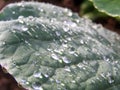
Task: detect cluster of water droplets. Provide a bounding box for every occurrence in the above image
[0,1,120,90]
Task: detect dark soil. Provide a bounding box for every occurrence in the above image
[0,65,26,90]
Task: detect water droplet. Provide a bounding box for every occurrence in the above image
[20,79,29,85]
[55,31,61,36]
[69,47,75,54]
[103,56,110,62]
[35,52,40,56]
[61,83,65,86]
[56,79,61,84]
[75,19,80,23]
[108,78,114,84]
[100,73,106,79]
[51,54,59,60]
[67,11,72,17]
[64,66,71,72]
[28,16,34,21]
[62,43,68,48]
[24,40,31,46]
[44,74,49,78]
[106,72,114,84]
[12,11,15,14]
[91,80,95,84]
[80,40,84,44]
[21,26,28,31]
[71,80,76,83]
[92,25,98,29]
[67,37,72,41]
[50,18,56,23]
[18,16,24,24]
[33,72,43,78]
[77,64,83,68]
[62,57,71,64]
[32,83,43,90]
[63,26,69,32]
[2,42,6,46]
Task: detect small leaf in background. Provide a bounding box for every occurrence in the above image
[80,0,107,20]
[90,0,120,17]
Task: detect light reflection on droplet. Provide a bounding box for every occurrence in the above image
[21,26,28,31]
[33,72,43,78]
[62,56,71,64]
[51,54,59,60]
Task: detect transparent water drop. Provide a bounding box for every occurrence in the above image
[64,66,71,72]
[100,73,106,79]
[62,56,71,64]
[92,25,98,29]
[75,19,80,23]
[62,43,68,48]
[55,31,61,36]
[71,23,77,27]
[108,78,114,84]
[80,40,84,44]
[69,47,75,54]
[35,52,40,56]
[50,18,56,23]
[18,16,24,24]
[44,74,49,78]
[63,26,69,32]
[35,35,39,38]
[67,37,72,41]
[12,11,15,14]
[54,49,63,55]
[51,54,59,60]
[56,79,61,84]
[106,72,114,84]
[82,60,88,65]
[33,72,43,78]
[11,30,16,33]
[67,11,72,17]
[53,11,57,14]
[61,83,65,86]
[21,26,28,31]
[24,40,31,46]
[71,80,76,83]
[103,56,110,62]
[91,80,95,84]
[2,41,6,46]
[32,84,43,90]
[20,79,29,85]
[28,16,34,21]
[77,64,83,68]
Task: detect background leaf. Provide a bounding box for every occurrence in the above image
[90,0,120,17]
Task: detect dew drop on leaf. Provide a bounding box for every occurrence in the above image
[32,83,43,90]
[51,54,59,60]
[21,26,28,31]
[64,66,71,72]
[62,56,71,64]
[33,72,42,78]
[67,11,72,17]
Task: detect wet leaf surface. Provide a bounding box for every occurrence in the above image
[0,2,120,90]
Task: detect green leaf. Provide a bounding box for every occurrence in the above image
[0,2,120,90]
[80,0,107,20]
[90,0,120,17]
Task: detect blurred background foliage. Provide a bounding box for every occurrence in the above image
[0,0,120,33]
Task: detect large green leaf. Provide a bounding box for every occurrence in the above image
[90,0,120,17]
[0,2,120,90]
